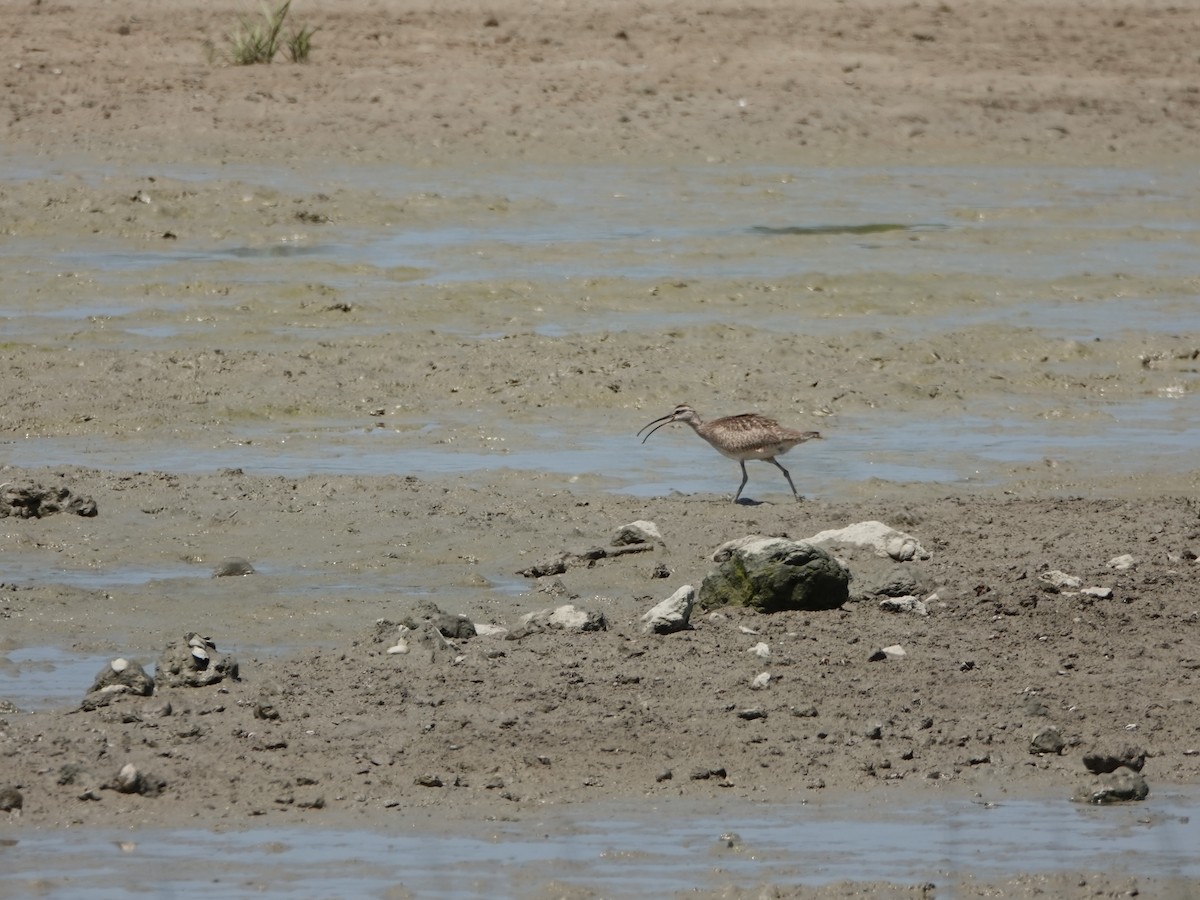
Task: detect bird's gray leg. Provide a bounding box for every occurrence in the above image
[768,457,800,501]
[734,460,749,502]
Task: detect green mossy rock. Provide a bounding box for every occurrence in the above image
[698,538,849,613]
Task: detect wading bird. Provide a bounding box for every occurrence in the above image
[638,404,821,502]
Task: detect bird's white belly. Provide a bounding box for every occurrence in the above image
[716,443,786,460]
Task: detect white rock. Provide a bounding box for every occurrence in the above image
[881,644,907,660]
[738,625,760,635]
[520,604,607,632]
[110,658,129,674]
[472,623,508,638]
[750,672,771,690]
[805,521,931,561]
[548,604,591,630]
[1081,586,1113,599]
[885,536,919,561]
[1039,570,1081,589]
[114,763,142,794]
[711,534,786,562]
[1107,554,1136,571]
[386,638,409,654]
[748,642,771,658]
[879,596,928,616]
[613,520,664,546]
[640,585,695,635]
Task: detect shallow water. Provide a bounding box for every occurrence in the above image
[5,395,1198,496]
[7,163,1199,286]
[3,162,1199,489]
[0,647,115,713]
[1,790,1196,898]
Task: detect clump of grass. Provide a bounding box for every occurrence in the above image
[285,20,317,63]
[226,1,316,65]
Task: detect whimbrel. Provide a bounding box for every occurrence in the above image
[638,404,821,502]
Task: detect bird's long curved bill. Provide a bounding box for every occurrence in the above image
[637,413,676,444]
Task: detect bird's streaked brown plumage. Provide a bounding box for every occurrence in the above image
[638,404,821,502]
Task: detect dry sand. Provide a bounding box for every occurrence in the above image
[2,1,1200,896]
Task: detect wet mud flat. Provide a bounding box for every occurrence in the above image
[3,159,1200,894]
[3,466,1200,898]
[2,790,1199,898]
[3,159,1200,896]
[4,0,1200,894]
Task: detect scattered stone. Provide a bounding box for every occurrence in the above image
[1107,554,1136,571]
[805,521,931,561]
[601,544,653,560]
[1083,745,1146,774]
[212,557,255,577]
[1074,770,1150,804]
[699,537,849,613]
[866,723,884,740]
[791,705,819,718]
[1080,586,1113,599]
[869,645,907,661]
[849,559,931,601]
[414,774,443,787]
[107,762,165,797]
[651,562,671,579]
[385,623,458,664]
[551,605,605,631]
[748,641,770,658]
[537,578,571,598]
[517,554,569,578]
[717,832,743,850]
[690,766,727,780]
[738,708,767,720]
[750,672,771,690]
[613,520,664,546]
[0,785,22,812]
[399,599,476,640]
[1030,726,1066,755]
[473,623,508,639]
[0,482,97,518]
[254,703,281,721]
[112,763,144,794]
[880,595,929,615]
[1039,570,1081,590]
[518,530,659,578]
[640,585,695,635]
[510,604,608,638]
[156,633,239,688]
[85,657,155,706]
[386,634,409,654]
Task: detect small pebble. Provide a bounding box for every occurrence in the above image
[0,786,23,812]
[212,557,256,577]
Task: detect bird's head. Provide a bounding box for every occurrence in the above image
[637,404,699,443]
